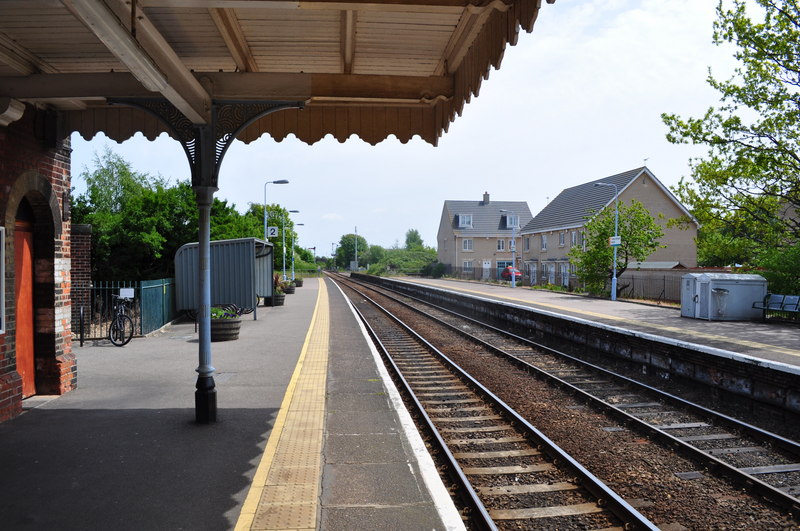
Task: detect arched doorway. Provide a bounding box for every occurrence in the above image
[14,199,35,397]
[4,170,72,399]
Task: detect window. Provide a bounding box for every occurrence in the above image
[571,231,577,247]
[463,260,473,272]
[458,214,473,228]
[559,232,565,246]
[524,237,530,252]
[505,215,519,229]
[497,239,505,251]
[541,234,548,251]
[509,239,516,251]
[581,231,586,251]
[463,238,473,251]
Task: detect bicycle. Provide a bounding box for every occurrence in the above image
[108,294,134,346]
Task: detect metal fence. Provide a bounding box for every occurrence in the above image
[439,265,684,303]
[617,273,682,303]
[73,279,176,340]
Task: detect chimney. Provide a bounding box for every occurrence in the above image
[482,191,490,205]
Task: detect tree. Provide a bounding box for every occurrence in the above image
[568,200,664,296]
[244,203,299,270]
[72,149,197,279]
[73,148,286,279]
[405,229,424,250]
[662,0,800,287]
[335,233,368,269]
[363,245,386,265]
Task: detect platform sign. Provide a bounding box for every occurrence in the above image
[267,226,279,238]
[609,236,622,247]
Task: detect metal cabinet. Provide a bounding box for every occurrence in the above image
[681,273,766,321]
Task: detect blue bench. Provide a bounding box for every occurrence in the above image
[753,294,800,320]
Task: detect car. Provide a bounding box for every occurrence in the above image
[500,266,522,281]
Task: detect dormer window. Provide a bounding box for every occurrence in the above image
[505,215,519,229]
[458,214,473,228]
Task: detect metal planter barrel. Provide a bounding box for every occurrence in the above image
[210,317,241,341]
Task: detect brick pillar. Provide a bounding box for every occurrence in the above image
[0,103,74,422]
[70,224,92,340]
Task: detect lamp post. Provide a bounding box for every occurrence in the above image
[500,209,517,288]
[291,223,304,280]
[283,209,299,280]
[263,179,289,240]
[594,182,619,301]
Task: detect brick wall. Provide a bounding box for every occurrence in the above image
[0,104,74,422]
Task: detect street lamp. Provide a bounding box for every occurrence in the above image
[594,182,620,301]
[283,209,299,280]
[291,223,304,280]
[500,209,518,288]
[263,179,289,240]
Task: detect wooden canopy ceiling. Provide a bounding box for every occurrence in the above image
[0,0,555,146]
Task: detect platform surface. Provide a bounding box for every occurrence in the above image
[0,277,460,531]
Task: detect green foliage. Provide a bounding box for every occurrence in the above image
[72,149,199,279]
[72,148,298,280]
[335,233,368,268]
[662,0,800,285]
[244,203,300,270]
[746,243,800,293]
[210,307,238,319]
[421,261,446,278]
[405,229,424,250]
[374,247,437,275]
[568,200,664,295]
[363,245,386,265]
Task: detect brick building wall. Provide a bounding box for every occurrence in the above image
[0,104,74,422]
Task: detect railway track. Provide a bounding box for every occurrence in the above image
[330,272,800,527]
[335,276,656,530]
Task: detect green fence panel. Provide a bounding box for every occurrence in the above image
[140,278,175,335]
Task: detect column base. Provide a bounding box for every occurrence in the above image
[195,375,217,424]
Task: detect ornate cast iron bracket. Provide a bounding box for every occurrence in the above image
[107,99,304,188]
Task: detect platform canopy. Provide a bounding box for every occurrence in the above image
[1,0,554,147]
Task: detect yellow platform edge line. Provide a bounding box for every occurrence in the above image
[234,278,326,531]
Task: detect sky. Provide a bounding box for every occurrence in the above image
[69,0,738,258]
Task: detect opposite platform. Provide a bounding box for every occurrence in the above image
[401,277,800,369]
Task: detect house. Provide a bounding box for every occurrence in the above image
[519,167,699,287]
[437,192,533,279]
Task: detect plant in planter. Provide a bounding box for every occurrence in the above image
[271,274,286,306]
[210,306,241,341]
[283,277,296,294]
[293,277,304,287]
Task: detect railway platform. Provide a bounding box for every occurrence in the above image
[401,277,800,369]
[0,277,462,531]
[4,273,799,530]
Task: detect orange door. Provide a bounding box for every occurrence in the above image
[14,221,35,398]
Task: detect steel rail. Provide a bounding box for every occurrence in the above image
[335,275,658,530]
[346,274,800,517]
